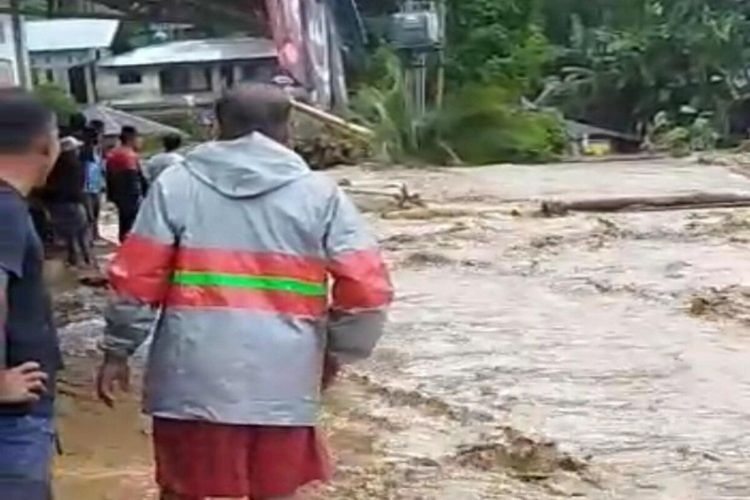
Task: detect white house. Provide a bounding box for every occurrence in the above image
[27,18,120,103]
[95,37,279,110]
[0,14,30,88]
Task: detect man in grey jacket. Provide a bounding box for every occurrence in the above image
[142,134,183,185]
[97,84,393,500]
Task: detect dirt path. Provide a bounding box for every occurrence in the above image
[54,158,750,499]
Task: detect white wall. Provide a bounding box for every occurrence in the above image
[96,66,163,104]
[0,14,28,87]
[96,64,220,107]
[30,49,96,89]
[95,61,280,108]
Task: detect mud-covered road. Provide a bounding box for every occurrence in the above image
[55,158,750,499]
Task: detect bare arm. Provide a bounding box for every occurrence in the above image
[98,177,181,406]
[0,270,48,403]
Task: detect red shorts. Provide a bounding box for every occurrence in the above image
[153,418,332,499]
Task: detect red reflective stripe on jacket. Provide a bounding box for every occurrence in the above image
[109,234,175,304]
[165,286,326,317]
[329,249,393,311]
[175,248,326,283]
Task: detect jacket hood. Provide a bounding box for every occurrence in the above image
[149,152,183,169]
[183,133,309,198]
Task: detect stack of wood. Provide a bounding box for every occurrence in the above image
[290,100,374,171]
[294,127,371,170]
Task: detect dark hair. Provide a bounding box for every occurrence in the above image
[68,112,87,132]
[0,91,55,154]
[120,125,138,145]
[45,148,84,201]
[80,126,99,163]
[89,119,105,134]
[163,134,182,152]
[215,84,291,141]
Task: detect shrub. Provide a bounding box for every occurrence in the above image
[33,84,78,124]
[426,85,566,164]
[350,49,567,165]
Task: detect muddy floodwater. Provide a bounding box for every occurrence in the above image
[56,158,750,499]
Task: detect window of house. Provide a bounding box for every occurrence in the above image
[159,66,212,94]
[46,69,55,83]
[32,68,40,86]
[240,60,278,83]
[118,70,143,85]
[241,64,258,81]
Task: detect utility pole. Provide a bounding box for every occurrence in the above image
[402,1,429,119]
[10,0,30,89]
[393,0,443,135]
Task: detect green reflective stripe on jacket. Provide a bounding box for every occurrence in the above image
[172,271,327,297]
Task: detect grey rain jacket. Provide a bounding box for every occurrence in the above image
[103,133,393,425]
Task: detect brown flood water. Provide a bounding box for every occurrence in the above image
[56,159,750,499]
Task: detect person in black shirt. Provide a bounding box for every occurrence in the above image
[42,136,91,267]
[0,91,62,500]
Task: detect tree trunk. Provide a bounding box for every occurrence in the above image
[541,193,750,216]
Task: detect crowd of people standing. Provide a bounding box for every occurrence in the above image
[30,114,185,263]
[1,84,392,500]
[0,97,188,499]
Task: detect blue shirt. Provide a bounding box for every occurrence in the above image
[0,183,60,417]
[84,153,105,194]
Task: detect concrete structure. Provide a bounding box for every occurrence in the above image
[95,37,279,110]
[0,13,30,87]
[565,120,643,156]
[83,104,187,150]
[27,19,120,104]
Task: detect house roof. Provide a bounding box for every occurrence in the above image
[26,19,120,52]
[82,104,188,138]
[98,37,277,68]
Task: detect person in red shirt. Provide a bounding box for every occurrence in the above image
[106,126,143,242]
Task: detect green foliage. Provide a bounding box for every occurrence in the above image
[539,0,750,137]
[349,49,418,161]
[354,0,750,163]
[648,109,719,156]
[350,49,566,165]
[33,84,78,124]
[445,0,552,94]
[425,86,566,164]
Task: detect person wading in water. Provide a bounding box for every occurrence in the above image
[96,84,393,500]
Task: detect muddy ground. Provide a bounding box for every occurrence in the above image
[54,157,750,499]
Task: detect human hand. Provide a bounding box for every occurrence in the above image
[96,354,131,408]
[0,362,48,404]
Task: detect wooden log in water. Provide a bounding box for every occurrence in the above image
[541,193,750,216]
[290,100,375,139]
